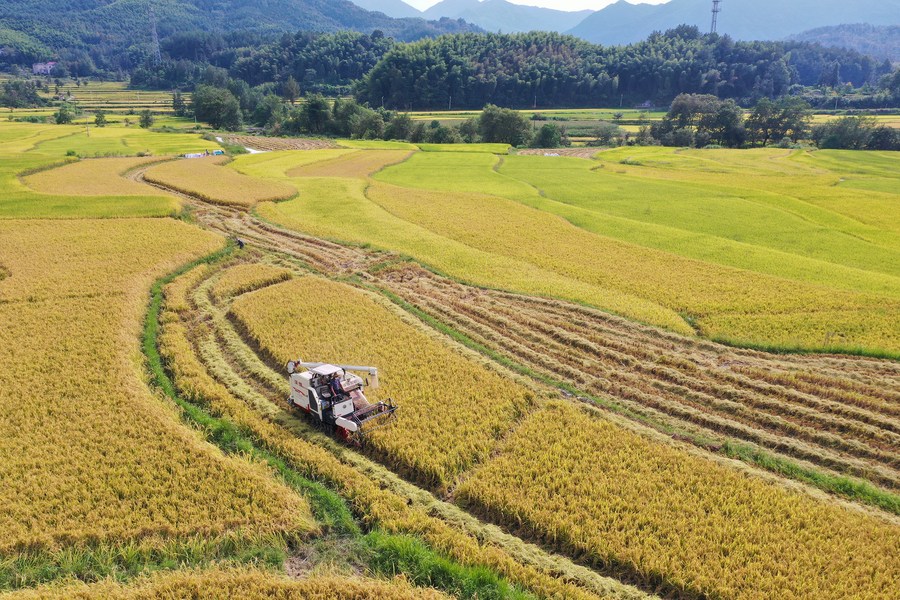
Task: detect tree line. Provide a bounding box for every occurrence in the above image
[646,94,898,150]
[123,28,898,110]
[355,27,894,110]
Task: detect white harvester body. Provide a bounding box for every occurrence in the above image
[287,360,396,443]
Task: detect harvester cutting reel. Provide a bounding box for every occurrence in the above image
[286,359,398,446]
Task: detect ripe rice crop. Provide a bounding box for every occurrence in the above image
[0,219,314,553]
[228,276,536,489]
[22,157,172,198]
[256,178,690,333]
[143,156,296,207]
[160,270,622,600]
[3,567,450,599]
[211,263,292,301]
[456,401,900,599]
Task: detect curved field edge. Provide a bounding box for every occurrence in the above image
[184,257,647,600]
[145,248,545,600]
[367,283,900,515]
[151,251,642,600]
[223,269,900,598]
[244,147,898,356]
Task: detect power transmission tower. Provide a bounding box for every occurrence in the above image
[149,2,162,64]
[710,0,722,34]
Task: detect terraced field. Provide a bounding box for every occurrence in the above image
[4,119,899,600]
[157,236,900,600]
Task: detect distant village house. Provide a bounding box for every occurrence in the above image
[32,62,57,75]
[634,100,655,110]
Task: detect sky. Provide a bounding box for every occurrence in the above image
[404,0,671,11]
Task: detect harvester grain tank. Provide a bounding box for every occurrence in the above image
[286,360,397,444]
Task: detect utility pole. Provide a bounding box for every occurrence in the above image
[710,0,722,35]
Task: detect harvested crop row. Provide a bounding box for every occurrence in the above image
[456,401,900,600]
[2,567,450,599]
[376,264,900,490]
[223,136,338,152]
[400,280,900,488]
[158,270,624,600]
[228,276,537,490]
[287,149,412,178]
[0,219,314,554]
[143,156,296,207]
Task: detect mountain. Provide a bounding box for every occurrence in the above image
[790,24,900,63]
[350,0,423,19]
[424,0,593,34]
[0,0,477,54]
[569,0,900,46]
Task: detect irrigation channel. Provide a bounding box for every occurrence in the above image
[135,160,900,591]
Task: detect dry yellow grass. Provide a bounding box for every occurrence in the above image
[22,157,173,199]
[0,219,315,552]
[0,568,450,599]
[457,401,900,599]
[229,276,536,489]
[143,156,296,207]
[211,263,292,301]
[287,149,412,178]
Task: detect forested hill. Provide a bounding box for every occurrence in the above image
[356,28,889,110]
[790,25,900,63]
[0,0,476,74]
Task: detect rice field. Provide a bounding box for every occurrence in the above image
[2,568,451,599]
[0,122,219,218]
[374,263,900,496]
[191,250,900,600]
[247,144,899,355]
[229,276,537,489]
[3,113,900,600]
[143,156,297,208]
[0,219,315,554]
[456,401,900,599]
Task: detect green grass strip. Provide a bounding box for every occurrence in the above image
[145,244,358,536]
[723,442,900,515]
[364,532,536,600]
[369,284,900,516]
[0,534,288,592]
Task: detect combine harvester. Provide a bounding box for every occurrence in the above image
[286,359,397,445]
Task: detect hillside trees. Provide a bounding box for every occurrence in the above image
[651,94,745,147]
[356,29,883,110]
